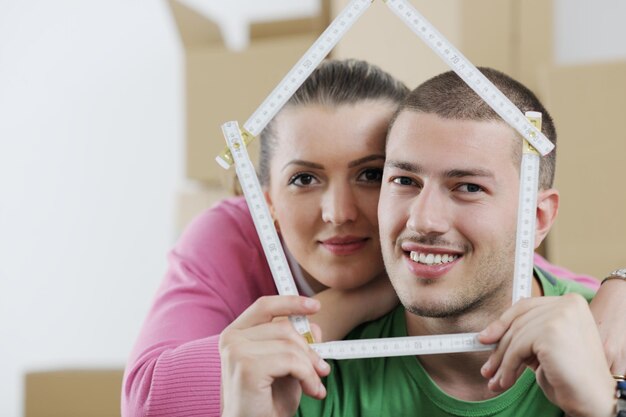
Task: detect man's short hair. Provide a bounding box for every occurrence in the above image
[389,67,556,189]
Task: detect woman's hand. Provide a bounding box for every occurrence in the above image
[589,278,626,377]
[310,274,398,341]
[220,296,330,417]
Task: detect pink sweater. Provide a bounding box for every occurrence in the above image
[122,196,599,417]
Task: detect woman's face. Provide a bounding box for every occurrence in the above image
[266,100,396,291]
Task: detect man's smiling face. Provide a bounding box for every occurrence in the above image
[379,111,522,319]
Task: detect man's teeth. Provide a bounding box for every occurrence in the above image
[409,251,458,266]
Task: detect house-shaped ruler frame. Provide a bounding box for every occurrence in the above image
[218,0,554,359]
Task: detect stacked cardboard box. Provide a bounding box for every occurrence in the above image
[24,369,124,417]
[541,62,626,278]
[330,0,552,93]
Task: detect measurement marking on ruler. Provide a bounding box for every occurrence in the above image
[222,121,313,342]
[512,112,542,302]
[312,333,495,360]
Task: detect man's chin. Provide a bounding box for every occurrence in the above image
[401,297,485,319]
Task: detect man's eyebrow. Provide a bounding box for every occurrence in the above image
[385,161,495,179]
[446,168,495,178]
[348,154,385,168]
[384,160,423,174]
[281,160,324,172]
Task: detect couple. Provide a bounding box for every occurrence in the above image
[123,60,626,417]
[219,67,621,417]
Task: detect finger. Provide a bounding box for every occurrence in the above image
[489,311,545,391]
[224,339,326,400]
[480,299,547,378]
[481,303,548,386]
[258,340,327,399]
[478,297,546,344]
[238,321,331,378]
[231,295,320,329]
[241,320,313,348]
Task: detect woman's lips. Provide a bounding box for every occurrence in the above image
[320,236,369,256]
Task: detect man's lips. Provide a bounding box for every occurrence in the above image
[319,236,369,255]
[400,243,464,279]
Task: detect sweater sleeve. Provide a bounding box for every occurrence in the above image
[122,197,277,417]
[533,253,600,291]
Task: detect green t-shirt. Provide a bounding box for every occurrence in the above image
[296,268,595,417]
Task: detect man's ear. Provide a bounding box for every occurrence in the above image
[534,188,559,249]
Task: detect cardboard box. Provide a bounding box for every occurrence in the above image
[330,0,552,92]
[24,369,124,417]
[169,0,325,185]
[540,61,626,278]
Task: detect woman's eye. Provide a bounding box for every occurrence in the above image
[392,177,415,186]
[288,173,318,187]
[358,168,383,183]
[457,183,483,193]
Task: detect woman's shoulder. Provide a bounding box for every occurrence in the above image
[191,196,252,231]
[176,196,258,252]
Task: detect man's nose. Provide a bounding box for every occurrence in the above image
[407,185,451,236]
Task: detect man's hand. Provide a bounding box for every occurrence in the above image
[479,294,616,417]
[220,296,330,417]
[590,279,626,377]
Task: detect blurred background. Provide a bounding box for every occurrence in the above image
[0,0,625,416]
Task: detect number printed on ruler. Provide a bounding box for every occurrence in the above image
[221,121,312,336]
[244,0,372,137]
[384,0,554,156]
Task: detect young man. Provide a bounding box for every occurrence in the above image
[219,68,619,417]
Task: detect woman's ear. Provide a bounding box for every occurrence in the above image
[264,190,280,233]
[534,188,559,249]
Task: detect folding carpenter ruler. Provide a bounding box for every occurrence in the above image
[220,0,550,359]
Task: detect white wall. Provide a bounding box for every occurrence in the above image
[0,1,183,416]
[1,0,626,416]
[555,0,626,65]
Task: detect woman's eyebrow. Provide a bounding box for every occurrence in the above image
[348,154,385,168]
[281,160,324,172]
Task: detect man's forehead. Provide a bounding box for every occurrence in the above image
[386,111,521,174]
[388,111,518,150]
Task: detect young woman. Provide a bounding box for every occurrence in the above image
[122,59,625,417]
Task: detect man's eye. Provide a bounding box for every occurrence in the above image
[358,168,383,183]
[457,183,483,193]
[288,173,318,187]
[392,177,415,186]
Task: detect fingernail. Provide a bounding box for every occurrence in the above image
[481,360,490,375]
[478,328,488,337]
[304,298,320,309]
[318,359,330,372]
[318,383,326,398]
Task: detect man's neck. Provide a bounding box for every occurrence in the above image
[404,275,543,401]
